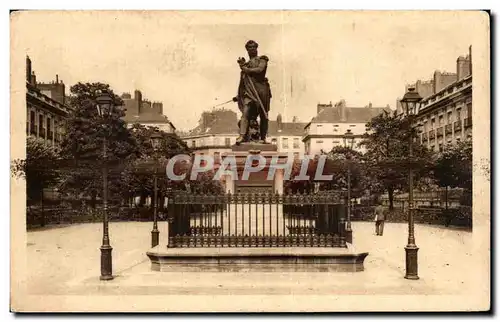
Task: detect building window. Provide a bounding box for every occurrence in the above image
[225,138,231,146]
[47,117,53,141]
[467,103,472,118]
[431,118,435,129]
[447,112,452,124]
[282,138,289,149]
[438,144,443,152]
[439,115,443,125]
[430,145,435,151]
[293,138,300,149]
[38,114,45,138]
[456,108,462,121]
[191,140,196,148]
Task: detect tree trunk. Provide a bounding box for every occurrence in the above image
[139,192,147,207]
[158,192,165,210]
[388,187,394,211]
[90,191,97,209]
[445,186,448,210]
[40,187,45,227]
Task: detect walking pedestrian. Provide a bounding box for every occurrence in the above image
[374,200,386,236]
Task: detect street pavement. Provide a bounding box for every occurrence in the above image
[25,221,480,297]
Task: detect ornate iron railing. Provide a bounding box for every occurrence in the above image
[167,192,347,248]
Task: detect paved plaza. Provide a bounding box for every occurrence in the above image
[25,221,479,297]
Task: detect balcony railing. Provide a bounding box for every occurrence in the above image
[464,117,472,128]
[454,120,462,131]
[445,124,453,134]
[436,127,443,137]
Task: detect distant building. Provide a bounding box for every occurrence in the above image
[181,108,307,159]
[303,100,390,155]
[403,46,472,152]
[121,90,176,133]
[25,56,71,146]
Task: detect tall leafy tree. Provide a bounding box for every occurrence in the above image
[58,82,137,207]
[433,139,472,207]
[321,146,367,198]
[360,110,433,209]
[11,137,61,226]
[122,123,191,207]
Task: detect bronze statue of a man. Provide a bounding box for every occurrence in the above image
[233,40,272,145]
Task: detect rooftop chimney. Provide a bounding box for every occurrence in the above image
[26,56,32,83]
[56,74,59,83]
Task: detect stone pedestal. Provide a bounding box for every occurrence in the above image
[217,143,289,194]
[147,246,369,272]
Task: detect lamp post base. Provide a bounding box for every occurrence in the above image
[404,244,419,280]
[100,245,113,281]
[151,229,159,248]
[345,228,353,244]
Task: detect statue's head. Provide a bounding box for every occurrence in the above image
[245,40,258,57]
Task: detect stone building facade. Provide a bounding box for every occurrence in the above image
[303,100,390,155]
[401,46,472,152]
[25,56,71,146]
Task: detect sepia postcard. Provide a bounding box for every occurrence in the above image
[10,10,490,312]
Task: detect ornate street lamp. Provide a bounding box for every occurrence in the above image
[400,87,423,280]
[95,90,114,281]
[150,131,163,247]
[343,129,355,244]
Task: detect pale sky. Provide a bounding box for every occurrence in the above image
[14,11,482,131]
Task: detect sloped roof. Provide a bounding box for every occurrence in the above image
[268,121,307,136]
[184,109,307,137]
[123,111,172,124]
[311,106,390,124]
[187,110,239,136]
